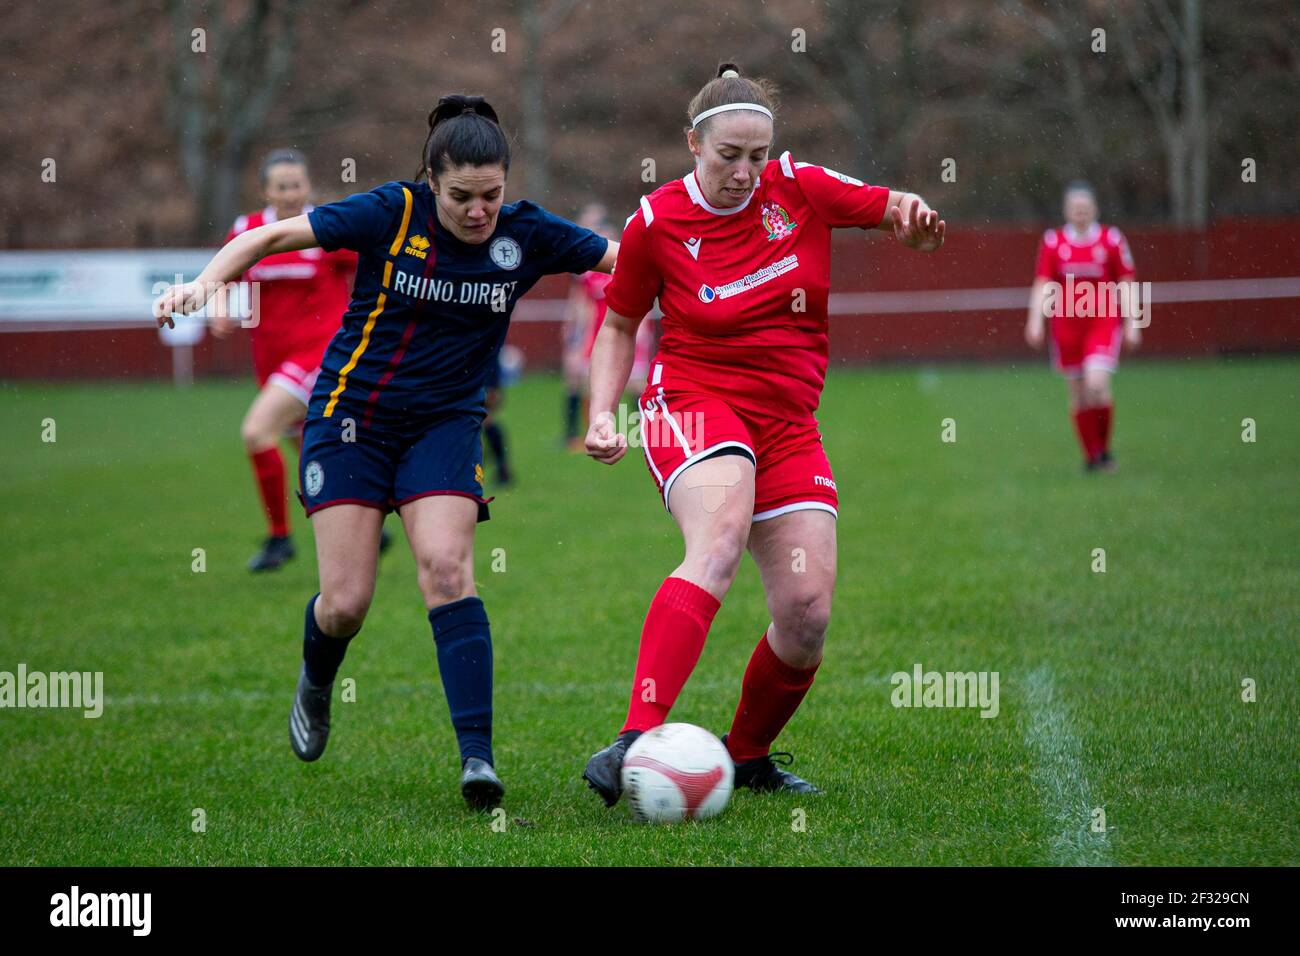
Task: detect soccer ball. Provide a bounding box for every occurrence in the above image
[621,723,734,823]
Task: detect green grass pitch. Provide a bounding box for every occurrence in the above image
[1,358,1296,865]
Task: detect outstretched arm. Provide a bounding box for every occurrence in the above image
[592,239,619,275]
[1119,274,1142,348]
[585,308,640,465]
[876,190,945,251]
[1025,277,1050,348]
[153,216,320,327]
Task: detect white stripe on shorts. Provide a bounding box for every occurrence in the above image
[752,501,839,522]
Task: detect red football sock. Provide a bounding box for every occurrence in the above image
[725,629,820,763]
[1094,404,1113,456]
[621,577,721,734]
[249,447,290,538]
[1071,408,1096,461]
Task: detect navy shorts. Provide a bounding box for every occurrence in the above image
[297,412,493,521]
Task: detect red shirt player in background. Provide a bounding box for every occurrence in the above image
[561,202,609,449]
[213,150,357,570]
[560,213,656,450]
[582,261,656,398]
[580,63,945,806]
[1025,181,1140,472]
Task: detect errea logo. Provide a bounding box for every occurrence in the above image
[404,234,431,259]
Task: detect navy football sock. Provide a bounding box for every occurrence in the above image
[564,391,580,439]
[301,593,356,686]
[483,422,509,478]
[429,596,494,766]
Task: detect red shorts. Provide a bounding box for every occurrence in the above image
[636,385,838,522]
[1051,315,1122,378]
[253,341,324,406]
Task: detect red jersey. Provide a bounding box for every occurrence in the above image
[604,151,889,423]
[225,206,357,356]
[1034,222,1136,316]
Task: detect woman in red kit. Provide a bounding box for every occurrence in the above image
[213,150,358,571]
[1025,181,1140,472]
[580,63,945,805]
[560,205,655,450]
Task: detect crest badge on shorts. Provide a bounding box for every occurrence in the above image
[489,236,522,270]
[305,460,324,497]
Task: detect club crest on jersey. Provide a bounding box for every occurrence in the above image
[305,461,324,497]
[761,202,797,241]
[489,236,522,270]
[697,284,717,303]
[403,234,431,259]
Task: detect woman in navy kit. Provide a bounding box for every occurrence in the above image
[154,95,616,809]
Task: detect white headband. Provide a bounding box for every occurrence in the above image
[691,102,773,128]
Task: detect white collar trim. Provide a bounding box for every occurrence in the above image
[262,204,313,225]
[1064,222,1101,244]
[683,170,759,216]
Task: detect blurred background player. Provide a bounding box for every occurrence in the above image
[214,149,358,571]
[582,63,945,806]
[560,204,656,450]
[156,95,615,810]
[481,347,515,486]
[560,203,608,448]
[1025,181,1140,472]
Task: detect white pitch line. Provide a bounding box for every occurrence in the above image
[1021,665,1111,867]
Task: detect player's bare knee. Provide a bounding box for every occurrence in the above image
[318,589,371,636]
[775,591,831,655]
[417,551,473,608]
[240,415,274,452]
[697,531,747,592]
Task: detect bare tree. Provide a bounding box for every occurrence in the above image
[749,0,886,179]
[1114,0,1209,225]
[995,0,1115,198]
[519,0,583,200]
[163,0,307,240]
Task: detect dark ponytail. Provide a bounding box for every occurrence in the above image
[416,94,511,181]
[260,148,308,185]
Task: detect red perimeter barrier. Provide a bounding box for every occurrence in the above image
[1,219,1296,380]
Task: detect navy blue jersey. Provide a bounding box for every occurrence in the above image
[306,180,607,427]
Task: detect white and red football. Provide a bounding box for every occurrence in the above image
[621,723,734,823]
